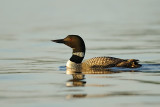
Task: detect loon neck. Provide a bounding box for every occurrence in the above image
[70,52,85,63]
[66,51,85,68]
[70,45,86,63]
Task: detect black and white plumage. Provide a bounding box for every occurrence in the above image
[51,35,141,69]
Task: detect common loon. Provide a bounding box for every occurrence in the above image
[51,35,141,69]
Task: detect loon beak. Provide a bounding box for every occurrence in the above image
[51,39,64,43]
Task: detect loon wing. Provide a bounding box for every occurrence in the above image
[82,57,141,68]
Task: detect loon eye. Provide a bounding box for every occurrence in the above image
[69,38,72,41]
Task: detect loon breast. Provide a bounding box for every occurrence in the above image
[66,60,81,68]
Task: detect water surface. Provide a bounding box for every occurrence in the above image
[0,0,160,107]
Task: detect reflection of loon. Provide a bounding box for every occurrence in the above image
[51,35,141,69]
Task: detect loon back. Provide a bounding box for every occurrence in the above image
[51,35,141,69]
[82,57,141,68]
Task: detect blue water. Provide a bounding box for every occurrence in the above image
[0,0,160,107]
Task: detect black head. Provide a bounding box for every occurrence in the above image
[51,35,86,53]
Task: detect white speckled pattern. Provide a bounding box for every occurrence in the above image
[82,57,124,68]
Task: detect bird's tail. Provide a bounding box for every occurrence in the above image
[117,59,141,68]
[127,59,142,68]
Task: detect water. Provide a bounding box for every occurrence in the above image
[0,0,160,107]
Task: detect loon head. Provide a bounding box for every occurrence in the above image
[51,35,86,68]
[51,35,86,53]
[51,35,85,53]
